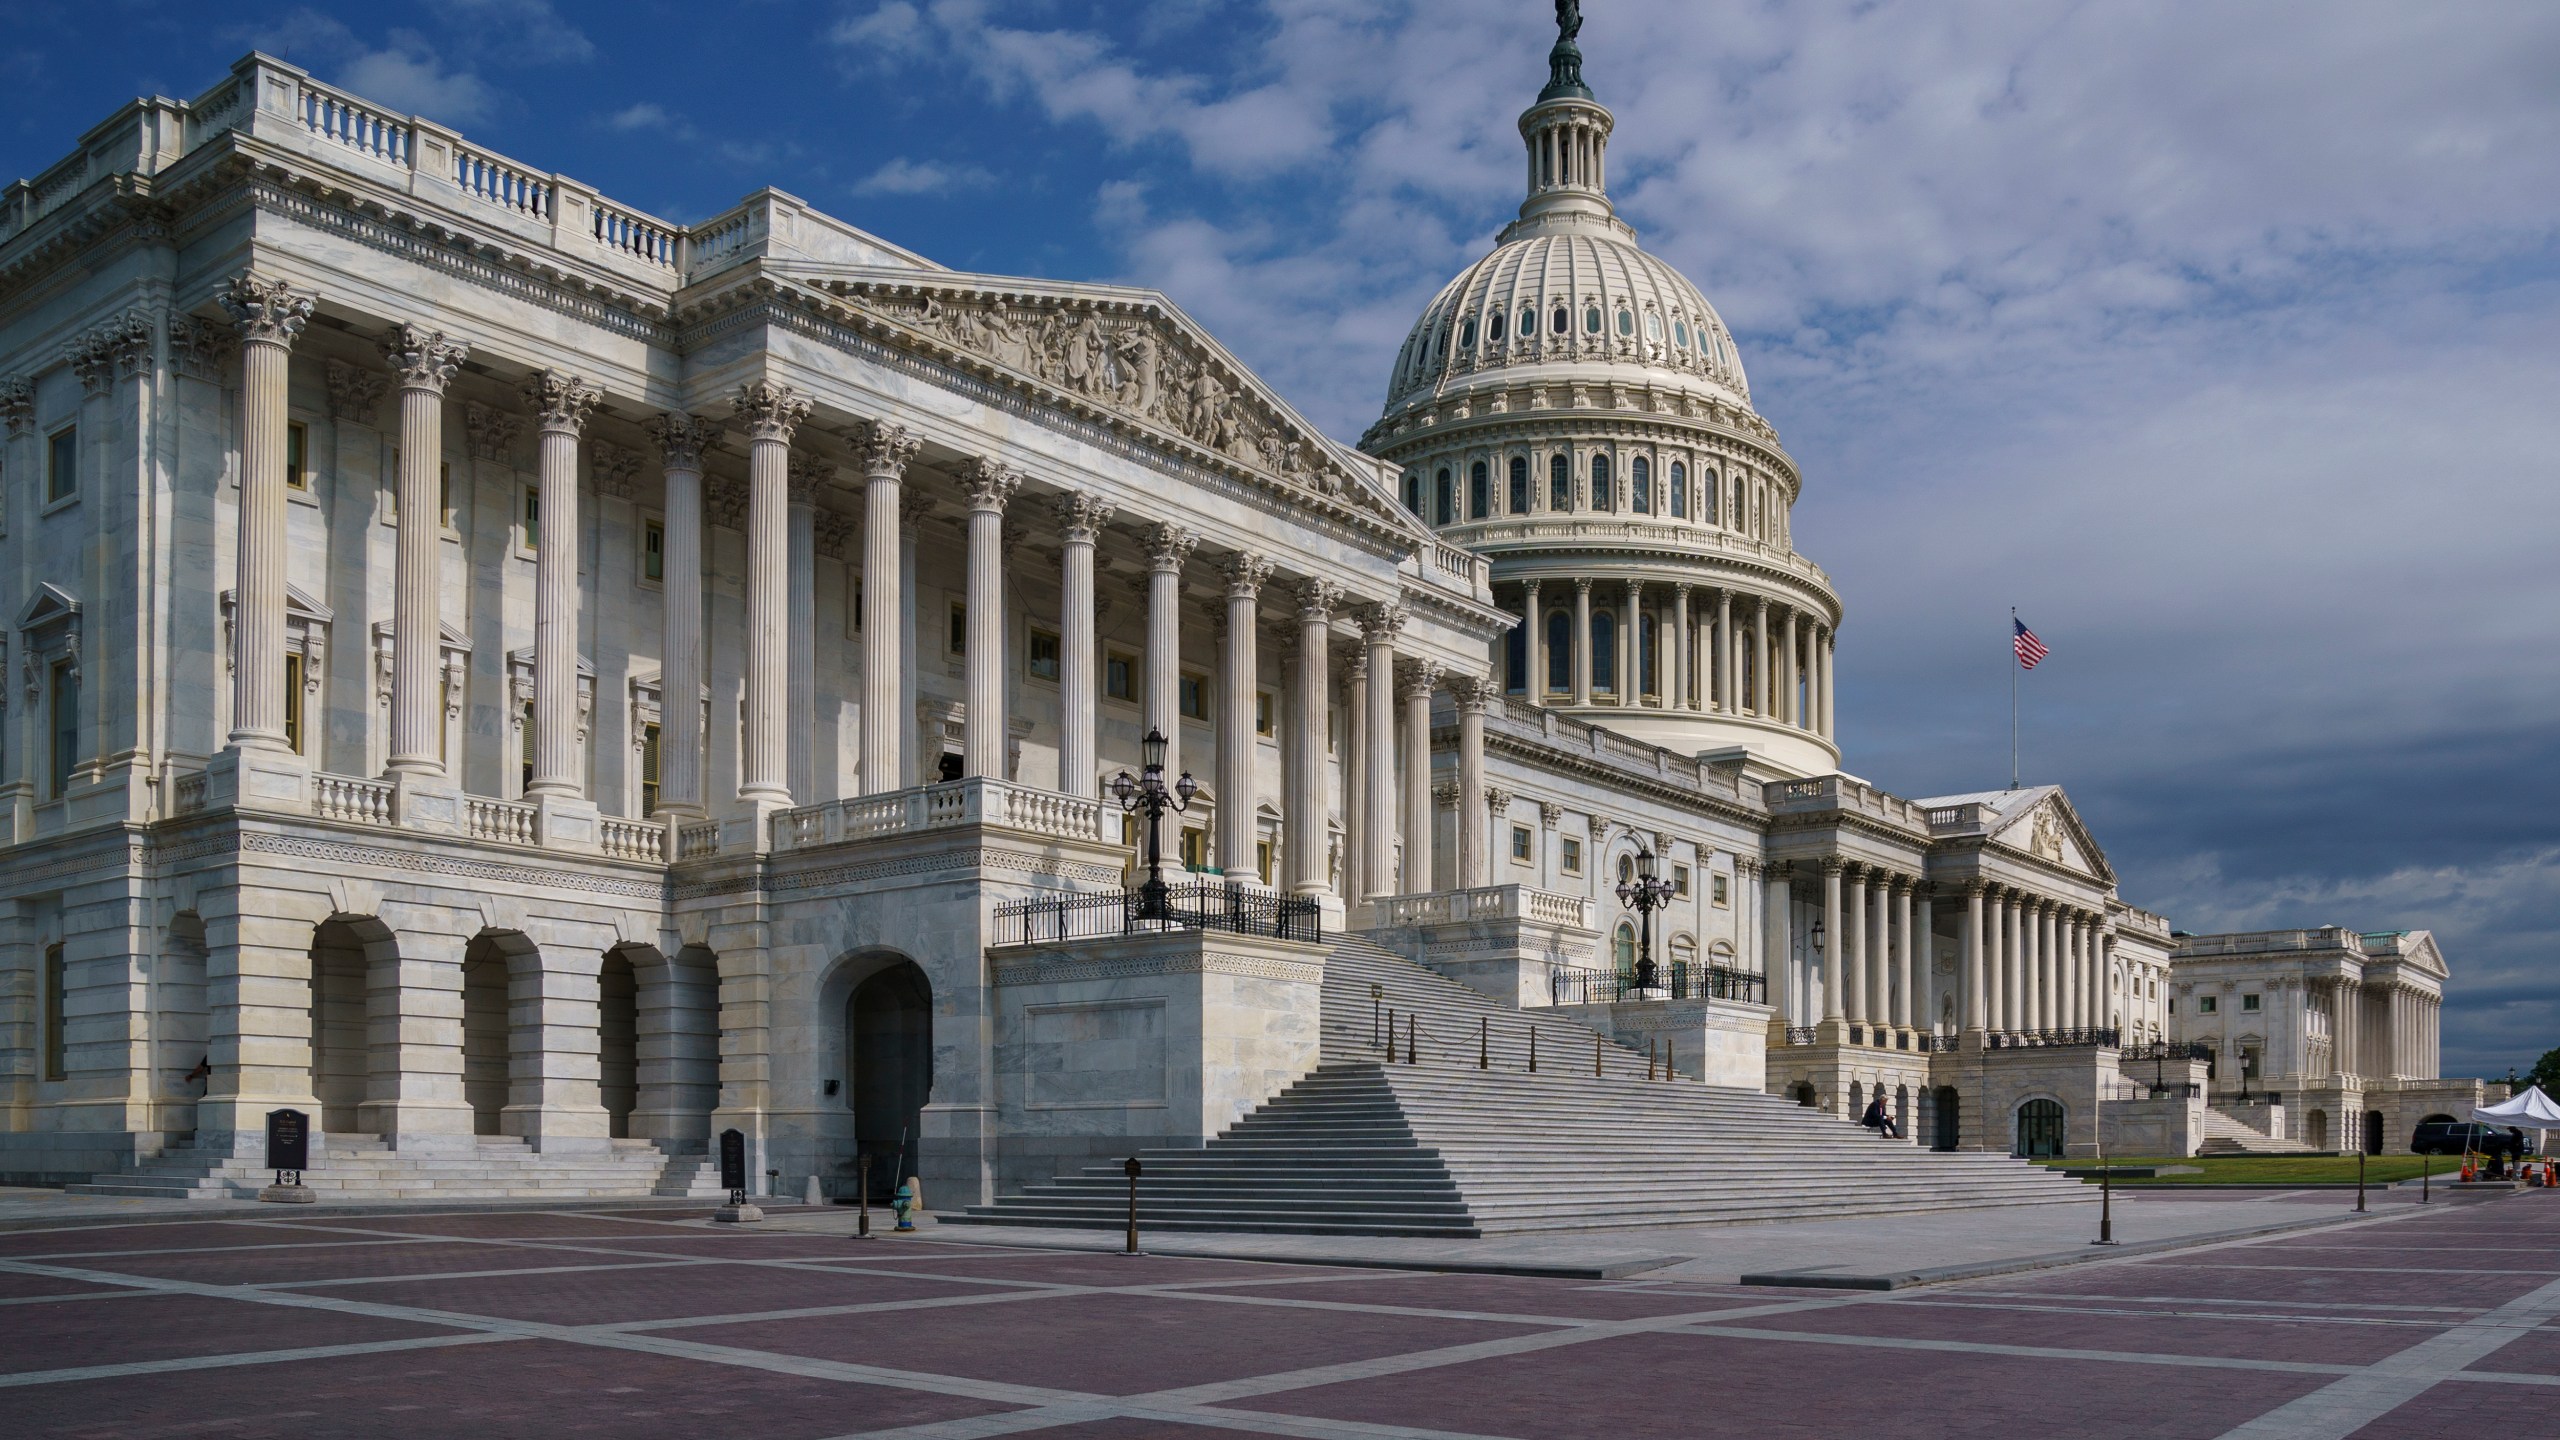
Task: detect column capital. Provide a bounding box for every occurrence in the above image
[0,376,31,437]
[1452,672,1499,714]
[1397,660,1442,704]
[1572,576,1594,596]
[219,273,313,347]
[1359,601,1408,642]
[814,508,857,558]
[1485,785,1513,814]
[736,381,813,445]
[1054,490,1116,542]
[1819,856,1844,876]
[1338,646,1367,684]
[1144,521,1197,572]
[787,453,836,504]
[522,370,599,435]
[1221,550,1275,599]
[1624,576,1644,600]
[464,402,522,463]
[899,487,935,529]
[645,412,720,469]
[325,359,390,424]
[958,456,1021,512]
[1753,594,1770,617]
[1292,577,1344,623]
[378,323,466,392]
[1538,801,1564,828]
[850,415,916,473]
[591,441,643,500]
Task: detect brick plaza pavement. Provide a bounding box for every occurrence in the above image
[1,1193,2554,1438]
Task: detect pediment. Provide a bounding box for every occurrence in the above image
[1991,790,2115,885]
[370,618,471,652]
[793,269,1428,546]
[16,582,79,633]
[505,645,596,680]
[221,584,332,623]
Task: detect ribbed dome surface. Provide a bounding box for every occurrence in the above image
[1386,230,1749,408]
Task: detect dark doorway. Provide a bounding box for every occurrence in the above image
[306,921,369,1134]
[936,752,964,783]
[1932,1086,1961,1151]
[849,961,933,1199]
[462,938,512,1136]
[2017,1098,2066,1158]
[599,950,638,1140]
[2364,1109,2385,1156]
[1792,1082,1816,1108]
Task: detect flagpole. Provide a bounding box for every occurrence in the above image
[2009,606,2020,790]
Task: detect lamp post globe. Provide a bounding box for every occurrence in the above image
[1616,839,1675,993]
[1115,728,1193,921]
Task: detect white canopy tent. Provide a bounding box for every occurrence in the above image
[2472,1086,2560,1155]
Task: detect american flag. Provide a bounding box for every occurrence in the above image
[2013,617,2049,670]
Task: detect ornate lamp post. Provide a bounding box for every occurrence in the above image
[1615,842,1676,992]
[1110,728,1196,921]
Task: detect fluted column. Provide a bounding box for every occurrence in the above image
[379,324,464,778]
[1399,661,1440,894]
[1454,675,1492,887]
[734,383,811,809]
[1360,606,1404,902]
[1751,598,1770,716]
[1571,579,1593,706]
[1820,860,1844,1024]
[1763,864,1792,1026]
[1841,866,1869,1024]
[1521,581,1543,702]
[1714,589,1734,713]
[1142,525,1198,794]
[1820,627,1837,739]
[1893,880,1915,1032]
[1915,887,1935,1032]
[1288,580,1339,894]
[1962,883,1987,1035]
[1672,585,1692,711]
[1343,649,1368,903]
[2001,893,2025,1033]
[2040,901,2060,1031]
[1620,580,1641,703]
[1218,552,1272,879]
[1867,871,1890,1030]
[1055,494,1112,797]
[958,459,1020,780]
[786,455,829,799]
[220,276,313,753]
[646,414,716,816]
[523,371,598,800]
[855,419,918,794]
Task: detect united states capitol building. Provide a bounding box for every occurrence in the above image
[0,21,2492,1218]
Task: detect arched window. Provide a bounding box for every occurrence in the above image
[1552,305,1570,336]
[1644,311,1663,342]
[1703,470,1720,526]
[1435,467,1455,525]
[1591,611,1617,693]
[1617,309,1635,337]
[1674,319,1690,348]
[1639,613,1658,697]
[1549,453,1572,511]
[1458,317,1476,350]
[1521,307,1538,337]
[1489,310,1506,343]
[1630,456,1651,513]
[1585,306,1603,334]
[1509,455,1530,514]
[1469,460,1489,519]
[1614,922,1637,974]
[1505,617,1528,694]
[1545,610,1571,692]
[1590,454,1612,511]
[1669,461,1687,518]
[1403,473,1422,516]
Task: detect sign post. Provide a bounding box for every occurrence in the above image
[259,1109,315,1204]
[714,1128,763,1224]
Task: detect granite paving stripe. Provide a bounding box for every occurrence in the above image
[0,1332,516,1392]
[0,1220,364,1256]
[73,1238,652,1285]
[1951,1290,2484,1316]
[663,1289,1561,1397]
[1994,1266,2547,1307]
[1201,1272,1779,1322]
[259,1257,719,1290]
[0,1289,467,1375]
[1227,1331,2336,1440]
[1711,1300,2442,1366]
[824,1253,1348,1288]
[3,1333,1021,1439]
[0,1271,135,1301]
[275,1212,711,1240]
[2344,1380,2560,1436]
[336,1262,1001,1326]
[2208,1269,2560,1439]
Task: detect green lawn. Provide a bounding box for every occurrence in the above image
[2038,1154,2511,1185]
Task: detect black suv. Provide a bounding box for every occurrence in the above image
[2410,1120,2525,1157]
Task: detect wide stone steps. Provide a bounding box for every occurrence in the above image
[2199,1107,2316,1156]
[70,1134,720,1201]
[956,935,2088,1236]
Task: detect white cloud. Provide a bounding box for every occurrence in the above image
[853,156,996,196]
[607,102,674,133]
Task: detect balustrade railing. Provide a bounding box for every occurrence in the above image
[1549,964,1765,1007]
[2118,1040,2215,1063]
[1374,884,1593,930]
[1987,1027,2121,1050]
[592,202,677,268]
[452,144,551,219]
[171,772,208,815]
[1782,1026,1821,1047]
[2103,1080,2203,1101]
[599,816,668,862]
[299,87,411,168]
[465,796,538,846]
[774,778,1105,851]
[676,820,722,860]
[993,880,1322,947]
[312,773,395,827]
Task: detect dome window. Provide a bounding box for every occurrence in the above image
[1591,453,1613,510]
[1584,306,1603,335]
[1459,318,1477,350]
[1669,461,1688,518]
[1403,472,1423,516]
[1617,309,1635,337]
[1549,453,1572,511]
[1643,312,1662,342]
[1508,455,1530,514]
[1674,320,1690,348]
[1520,307,1536,337]
[1555,306,1572,336]
[1469,461,1489,519]
[1488,310,1506,343]
[1435,468,1456,525]
[1631,456,1651,513]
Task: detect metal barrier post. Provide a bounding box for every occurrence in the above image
[1595,1033,1603,1078]
[2356,1150,2367,1213]
[1529,1026,1538,1073]
[1479,1016,1488,1070]
[1405,1013,1417,1065]
[1124,1156,1142,1254]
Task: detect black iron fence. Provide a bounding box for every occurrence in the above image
[993,881,1323,947]
[1549,964,1767,1007]
[2119,1040,2215,1064]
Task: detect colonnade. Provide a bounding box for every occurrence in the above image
[2330,980,2442,1082]
[1511,578,1833,739]
[1809,862,1933,1038]
[1956,883,2113,1038]
[213,276,1493,895]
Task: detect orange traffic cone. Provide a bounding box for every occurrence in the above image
[2460,1153,2475,1182]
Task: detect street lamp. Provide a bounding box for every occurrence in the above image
[1615,842,1675,992]
[1110,729,1196,921]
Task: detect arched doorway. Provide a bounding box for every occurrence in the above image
[2363,1110,2385,1156]
[1932,1086,1961,1151]
[2305,1108,2330,1152]
[598,950,638,1140]
[849,961,933,1199]
[2016,1098,2066,1158]
[1894,1085,1912,1140]
[1791,1082,1817,1108]
[461,936,515,1137]
[306,920,371,1134]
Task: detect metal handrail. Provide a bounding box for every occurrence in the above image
[993,881,1322,947]
[1549,964,1766,1007]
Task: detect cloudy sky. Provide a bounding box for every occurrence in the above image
[5,1,2554,1078]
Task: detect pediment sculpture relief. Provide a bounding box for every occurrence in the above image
[2031,806,2066,864]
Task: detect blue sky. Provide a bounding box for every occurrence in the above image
[7,2,2556,1078]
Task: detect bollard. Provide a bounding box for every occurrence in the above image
[1123,1156,1142,1255]
[857,1154,873,1237]
[2356,1149,2367,1213]
[1647,1041,1658,1082]
[2422,1152,2430,1205]
[1595,1032,1603,1078]
[1528,1026,1538,1073]
[1372,984,1383,1050]
[1479,1016,1488,1070]
[806,1174,823,1207]
[2092,1145,2116,1246]
[1406,1013,1417,1066]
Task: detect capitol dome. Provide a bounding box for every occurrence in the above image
[1360,16,1842,778]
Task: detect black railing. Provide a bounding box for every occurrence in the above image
[1915,1031,1962,1053]
[1782,1026,1821,1047]
[1987,1027,2121,1050]
[993,881,1323,947]
[1549,964,1766,1007]
[2102,1080,2203,1101]
[2119,1040,2215,1063]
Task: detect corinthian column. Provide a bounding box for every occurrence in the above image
[1671,584,1692,711]
[1820,859,1844,1025]
[1360,605,1404,901]
[1520,581,1543,704]
[1289,579,1341,895]
[523,370,598,801]
[1962,882,1987,1036]
[959,458,1019,780]
[379,323,465,779]
[1453,673,1493,887]
[1751,597,1770,716]
[1715,588,1734,712]
[736,382,811,811]
[1218,551,1272,879]
[219,275,313,754]
[1399,662,1440,894]
[1571,580,1593,706]
[787,454,831,799]
[645,413,717,817]
[854,417,917,795]
[1143,524,1197,784]
[1054,493,1113,797]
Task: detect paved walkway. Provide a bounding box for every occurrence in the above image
[0,1188,2549,1437]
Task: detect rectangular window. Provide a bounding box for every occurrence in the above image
[1712,873,1730,907]
[640,723,662,817]
[1120,814,1139,849]
[284,422,310,491]
[947,603,967,656]
[282,653,305,755]
[46,426,76,504]
[1674,864,1691,898]
[1178,671,1209,722]
[848,577,865,636]
[41,945,65,1082]
[1511,825,1533,862]
[1255,689,1275,738]
[1327,704,1338,752]
[441,462,453,525]
[642,517,665,583]
[1560,837,1583,875]
[1027,628,1061,682]
[49,658,78,798]
[520,702,536,793]
[1105,651,1137,702]
[2241,993,2261,1012]
[2199,995,2218,1015]
[1179,828,1207,872]
[1257,839,1274,886]
[521,484,540,551]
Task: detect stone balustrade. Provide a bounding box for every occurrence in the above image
[465,796,538,847]
[772,777,1106,854]
[598,816,668,863]
[1376,883,1593,931]
[311,773,394,827]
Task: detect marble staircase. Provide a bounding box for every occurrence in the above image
[68,1133,729,1202]
[2199,1106,2316,1156]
